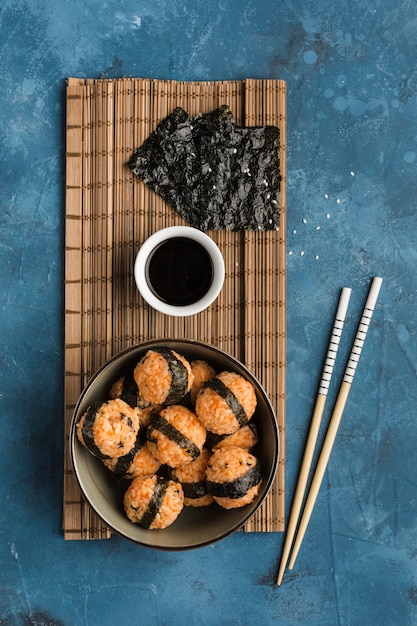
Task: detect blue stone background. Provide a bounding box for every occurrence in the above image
[1,0,416,624]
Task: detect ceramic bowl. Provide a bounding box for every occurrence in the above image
[134,226,225,317]
[70,339,279,550]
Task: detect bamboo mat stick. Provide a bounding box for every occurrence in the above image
[198,81,212,345]
[288,277,383,570]
[64,78,84,539]
[105,80,114,361]
[86,82,96,381]
[119,78,127,298]
[138,79,153,342]
[81,83,91,383]
[243,79,261,532]
[94,81,103,367]
[276,287,351,585]
[84,81,94,381]
[243,80,256,380]
[122,79,134,351]
[101,80,109,359]
[113,80,122,353]
[116,78,127,351]
[95,81,105,368]
[224,79,239,360]
[276,79,287,530]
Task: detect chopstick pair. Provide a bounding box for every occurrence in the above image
[277,276,383,586]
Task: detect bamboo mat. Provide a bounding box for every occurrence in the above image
[64,77,286,540]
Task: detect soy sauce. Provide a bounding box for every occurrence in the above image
[145,237,214,306]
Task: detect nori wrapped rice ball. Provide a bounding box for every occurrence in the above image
[205,446,262,509]
[147,405,207,468]
[133,348,194,405]
[170,448,213,507]
[123,475,184,529]
[76,398,140,460]
[127,105,281,231]
[195,371,257,435]
[103,428,161,480]
[189,359,216,406]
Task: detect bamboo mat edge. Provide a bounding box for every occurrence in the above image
[64,77,286,540]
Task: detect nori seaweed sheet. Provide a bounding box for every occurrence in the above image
[127,105,281,231]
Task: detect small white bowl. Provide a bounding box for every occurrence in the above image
[134,226,225,316]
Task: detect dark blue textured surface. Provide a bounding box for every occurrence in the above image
[1,0,417,624]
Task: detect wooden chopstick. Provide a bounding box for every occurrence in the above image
[276,287,352,585]
[287,276,383,572]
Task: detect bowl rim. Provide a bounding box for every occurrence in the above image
[70,338,279,550]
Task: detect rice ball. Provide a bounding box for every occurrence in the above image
[171,448,213,507]
[195,371,257,435]
[103,428,161,479]
[189,359,216,405]
[205,446,261,509]
[147,405,206,468]
[76,398,140,459]
[133,348,193,405]
[123,475,184,529]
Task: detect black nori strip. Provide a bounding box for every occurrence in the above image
[206,462,261,499]
[152,347,189,404]
[148,413,201,461]
[80,402,111,460]
[203,377,248,427]
[181,480,208,499]
[137,476,169,529]
[205,430,225,448]
[119,374,139,408]
[156,464,171,479]
[113,428,147,476]
[127,105,281,232]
